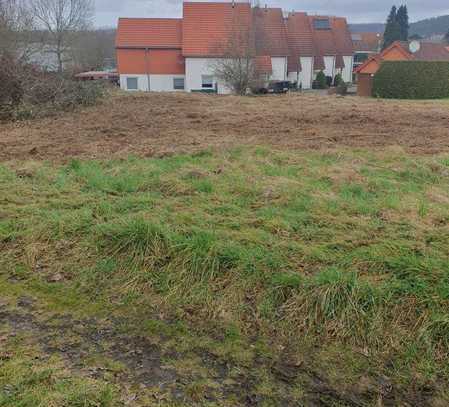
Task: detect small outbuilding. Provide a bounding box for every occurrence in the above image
[355,41,449,97]
[75,71,119,83]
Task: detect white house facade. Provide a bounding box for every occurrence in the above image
[116,3,354,94]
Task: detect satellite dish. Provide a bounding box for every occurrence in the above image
[409,40,421,54]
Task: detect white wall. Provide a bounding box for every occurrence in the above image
[185,58,232,94]
[270,57,287,81]
[299,57,313,89]
[342,56,353,83]
[120,74,147,91]
[323,56,336,78]
[287,57,313,89]
[287,71,298,84]
[119,74,186,92]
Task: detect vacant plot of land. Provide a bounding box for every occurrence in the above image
[1,92,449,162]
[1,94,449,405]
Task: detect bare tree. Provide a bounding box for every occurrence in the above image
[29,0,94,72]
[211,6,275,95]
[210,7,259,95]
[0,0,35,62]
[70,28,116,71]
[212,33,259,94]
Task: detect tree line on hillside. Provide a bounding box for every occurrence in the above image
[409,15,449,38]
[352,14,449,44]
[382,6,449,48]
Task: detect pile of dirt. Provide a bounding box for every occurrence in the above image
[1,92,448,162]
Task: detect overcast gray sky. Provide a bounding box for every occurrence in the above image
[95,0,449,27]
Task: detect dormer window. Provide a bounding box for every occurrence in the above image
[314,18,330,30]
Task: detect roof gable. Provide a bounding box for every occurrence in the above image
[182,2,252,57]
[285,12,314,56]
[309,16,337,56]
[255,55,273,75]
[116,18,182,48]
[382,42,413,60]
[413,42,449,61]
[286,12,352,72]
[253,7,289,57]
[356,42,412,74]
[332,17,353,56]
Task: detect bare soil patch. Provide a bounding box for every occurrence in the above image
[1,92,448,162]
[1,294,439,406]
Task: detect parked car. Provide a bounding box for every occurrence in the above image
[255,80,290,94]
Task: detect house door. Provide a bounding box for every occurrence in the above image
[357,74,374,97]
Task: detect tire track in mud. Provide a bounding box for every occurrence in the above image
[1,295,434,406]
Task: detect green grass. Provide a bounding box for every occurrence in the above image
[1,146,449,403]
[0,339,119,406]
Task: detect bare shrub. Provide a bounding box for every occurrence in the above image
[0,62,105,121]
[210,7,264,95]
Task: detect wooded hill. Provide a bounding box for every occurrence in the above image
[350,14,449,37]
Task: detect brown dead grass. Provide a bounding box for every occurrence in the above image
[1,91,449,162]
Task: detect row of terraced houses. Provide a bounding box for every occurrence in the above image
[116,2,354,93]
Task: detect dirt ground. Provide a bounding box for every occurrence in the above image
[0,295,433,406]
[1,92,449,162]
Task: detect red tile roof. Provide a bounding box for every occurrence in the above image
[352,32,382,53]
[253,7,289,57]
[285,13,352,72]
[355,41,449,74]
[116,4,354,75]
[314,55,325,71]
[411,42,449,61]
[332,18,353,55]
[182,2,252,57]
[309,16,337,56]
[285,12,314,72]
[285,12,314,56]
[306,16,353,69]
[116,18,182,48]
[255,55,273,74]
[332,17,353,69]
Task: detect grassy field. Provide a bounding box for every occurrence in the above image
[1,142,449,405]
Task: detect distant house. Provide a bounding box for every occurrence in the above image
[287,13,354,87]
[116,2,354,93]
[351,32,382,69]
[355,40,449,96]
[116,18,185,92]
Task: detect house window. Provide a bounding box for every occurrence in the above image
[314,19,330,30]
[201,75,214,88]
[173,77,185,90]
[354,53,369,64]
[126,77,138,90]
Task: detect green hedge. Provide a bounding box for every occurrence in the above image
[373,61,449,99]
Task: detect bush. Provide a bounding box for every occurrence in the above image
[314,71,328,89]
[0,56,24,120]
[0,59,106,121]
[24,77,105,110]
[333,73,343,87]
[336,82,348,96]
[373,61,449,99]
